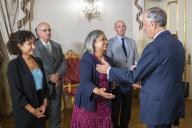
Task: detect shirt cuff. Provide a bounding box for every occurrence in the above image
[107,67,111,79]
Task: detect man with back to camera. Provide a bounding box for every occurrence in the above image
[97,7,185,128]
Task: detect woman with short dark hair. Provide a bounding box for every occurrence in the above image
[7,30,48,128]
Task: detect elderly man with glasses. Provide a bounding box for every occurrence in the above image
[34,22,67,128]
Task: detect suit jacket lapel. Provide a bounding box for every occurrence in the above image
[18,56,37,98]
[35,40,55,74]
[49,40,57,62]
[37,40,54,63]
[92,55,100,86]
[49,40,62,71]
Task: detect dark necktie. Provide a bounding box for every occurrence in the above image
[121,38,127,58]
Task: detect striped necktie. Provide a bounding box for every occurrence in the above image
[45,44,51,54]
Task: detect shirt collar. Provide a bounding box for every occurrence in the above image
[117,35,125,39]
[116,35,125,43]
[40,39,50,46]
[153,30,166,39]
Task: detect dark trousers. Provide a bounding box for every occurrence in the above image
[112,88,132,128]
[148,124,171,128]
[48,84,62,128]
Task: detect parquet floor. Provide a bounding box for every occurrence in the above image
[0,97,191,128]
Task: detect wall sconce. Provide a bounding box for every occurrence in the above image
[79,0,101,22]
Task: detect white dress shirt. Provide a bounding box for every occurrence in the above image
[41,39,52,52]
[153,30,166,39]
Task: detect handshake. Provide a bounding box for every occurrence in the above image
[94,61,141,100]
[96,58,141,89]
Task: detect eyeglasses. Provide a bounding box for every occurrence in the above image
[39,29,51,32]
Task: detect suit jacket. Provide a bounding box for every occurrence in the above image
[109,31,185,125]
[106,36,138,93]
[7,56,48,128]
[34,39,67,96]
[74,51,112,111]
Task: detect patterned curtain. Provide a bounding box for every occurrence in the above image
[17,0,33,30]
[0,32,12,115]
[0,0,33,115]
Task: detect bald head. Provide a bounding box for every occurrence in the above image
[36,22,51,43]
[36,22,50,30]
[114,20,126,37]
[115,20,126,27]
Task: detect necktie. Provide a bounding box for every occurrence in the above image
[121,38,127,58]
[45,44,51,54]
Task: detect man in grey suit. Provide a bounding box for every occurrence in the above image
[34,22,67,128]
[106,20,138,128]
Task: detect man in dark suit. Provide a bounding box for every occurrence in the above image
[34,22,67,128]
[97,7,185,128]
[106,20,138,128]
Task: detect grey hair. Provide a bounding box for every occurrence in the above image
[82,30,105,55]
[146,7,167,27]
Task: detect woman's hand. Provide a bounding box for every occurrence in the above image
[31,108,46,118]
[38,104,46,115]
[93,87,115,99]
[38,98,48,115]
[25,104,45,118]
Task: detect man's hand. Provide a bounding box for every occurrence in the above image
[49,73,60,84]
[133,81,141,89]
[131,64,137,71]
[38,104,47,115]
[96,58,110,74]
[93,88,115,99]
